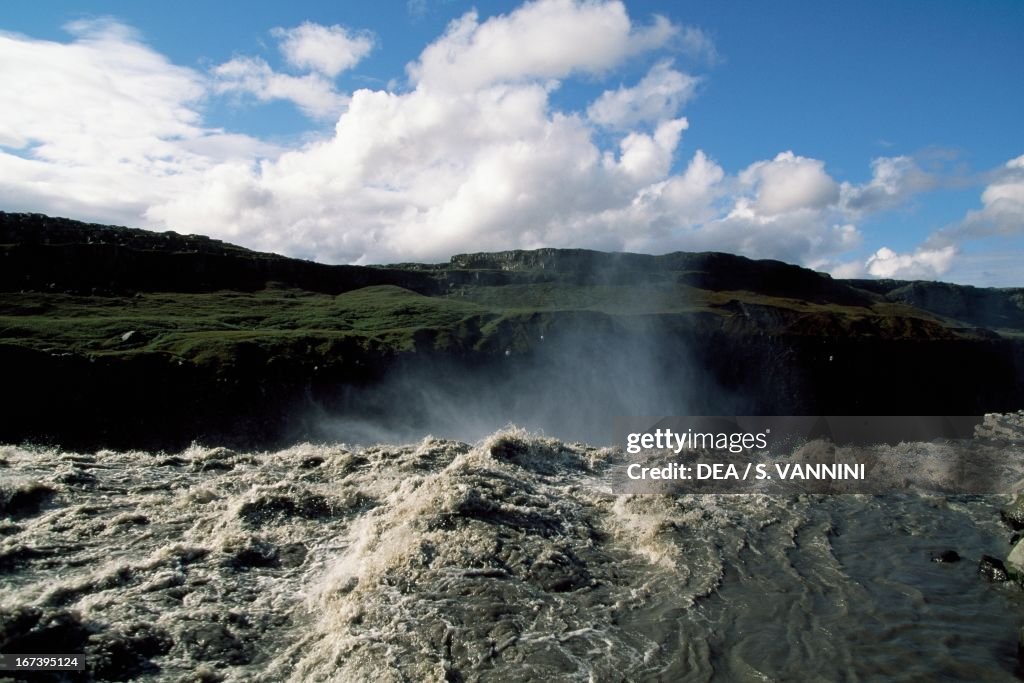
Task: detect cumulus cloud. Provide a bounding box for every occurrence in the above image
[407,0,678,92]
[212,56,349,119]
[864,245,957,279]
[271,22,374,77]
[2,1,992,281]
[0,18,273,225]
[149,82,704,262]
[212,21,369,119]
[926,154,1024,247]
[828,153,1023,283]
[738,151,840,216]
[587,61,699,129]
[840,155,934,215]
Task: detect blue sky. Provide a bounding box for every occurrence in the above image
[1,1,1022,284]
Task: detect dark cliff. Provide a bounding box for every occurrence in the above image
[1,212,1021,449]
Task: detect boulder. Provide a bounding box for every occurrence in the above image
[980,555,1010,582]
[1001,495,1024,530]
[1007,538,1024,582]
[931,550,960,563]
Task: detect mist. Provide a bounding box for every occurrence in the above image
[308,311,746,446]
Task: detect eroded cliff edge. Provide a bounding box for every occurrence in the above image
[2,212,1022,449]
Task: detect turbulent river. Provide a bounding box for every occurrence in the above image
[3,427,1024,681]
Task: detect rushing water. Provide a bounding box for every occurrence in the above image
[2,430,1024,681]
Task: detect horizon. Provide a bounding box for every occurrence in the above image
[10,208,1018,290]
[1,0,1022,286]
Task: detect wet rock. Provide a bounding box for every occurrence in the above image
[1006,538,1024,582]
[931,550,960,563]
[1000,495,1024,530]
[300,455,324,469]
[979,555,1010,582]
[0,481,56,518]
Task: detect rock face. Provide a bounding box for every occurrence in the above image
[0,212,440,296]
[850,279,1024,331]
[2,212,1024,450]
[1001,495,1024,530]
[1006,539,1024,581]
[448,249,881,306]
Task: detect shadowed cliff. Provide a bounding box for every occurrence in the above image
[2,212,1022,449]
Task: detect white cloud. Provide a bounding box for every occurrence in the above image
[829,259,867,279]
[864,245,956,279]
[0,18,273,225]
[587,61,699,129]
[0,19,203,164]
[840,155,933,215]
[211,21,373,119]
[611,118,689,182]
[738,151,840,216]
[0,7,888,270]
[5,3,1009,285]
[936,154,1024,243]
[407,0,678,92]
[830,154,1022,283]
[676,26,719,64]
[212,56,349,119]
[271,22,374,77]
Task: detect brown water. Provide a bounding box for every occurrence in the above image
[1,431,1022,681]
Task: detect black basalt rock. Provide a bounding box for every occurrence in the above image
[979,555,1010,582]
[1001,496,1024,530]
[932,550,960,563]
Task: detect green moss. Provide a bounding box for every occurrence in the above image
[0,272,989,368]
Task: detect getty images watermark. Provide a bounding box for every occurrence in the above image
[610,416,1024,494]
